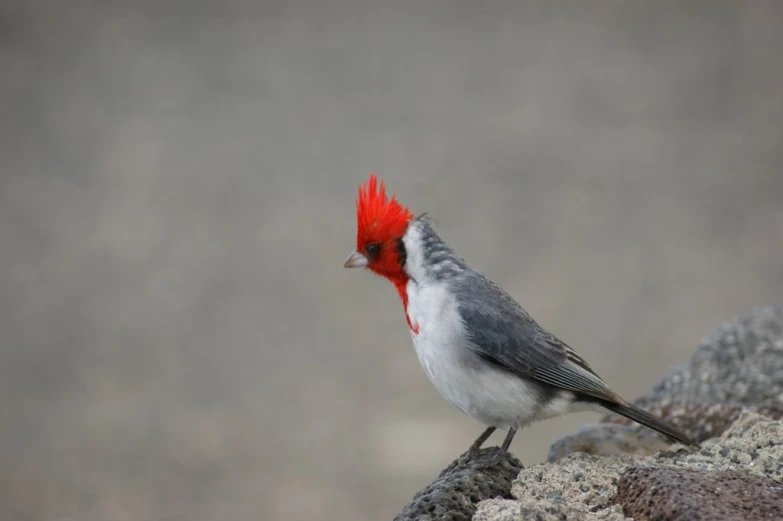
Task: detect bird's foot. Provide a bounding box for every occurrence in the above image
[470,447,506,469]
[460,426,497,461]
[464,442,486,460]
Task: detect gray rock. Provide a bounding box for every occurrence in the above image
[550,402,783,462]
[393,448,522,521]
[508,452,632,521]
[645,305,783,409]
[493,411,782,521]
[472,499,522,521]
[547,422,671,462]
[672,411,783,478]
[550,306,783,460]
[602,401,783,443]
[475,497,615,521]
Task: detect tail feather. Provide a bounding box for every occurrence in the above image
[601,401,700,449]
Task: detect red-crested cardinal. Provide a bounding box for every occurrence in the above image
[344,174,698,465]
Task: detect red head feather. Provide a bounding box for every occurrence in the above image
[353,173,418,332]
[355,173,413,280]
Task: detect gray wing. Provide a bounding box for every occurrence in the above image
[455,275,622,402]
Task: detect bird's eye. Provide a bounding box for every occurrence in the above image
[365,243,381,258]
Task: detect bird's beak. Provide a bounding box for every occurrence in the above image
[343,250,368,268]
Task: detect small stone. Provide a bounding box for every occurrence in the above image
[473,499,522,521]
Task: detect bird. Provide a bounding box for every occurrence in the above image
[343,173,699,466]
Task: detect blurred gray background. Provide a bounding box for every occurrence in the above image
[2,1,782,520]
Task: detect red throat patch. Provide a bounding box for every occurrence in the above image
[395,282,419,335]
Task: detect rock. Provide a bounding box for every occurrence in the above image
[690,410,783,479]
[643,305,783,409]
[503,411,783,521]
[472,499,522,521]
[475,497,613,521]
[550,306,783,460]
[613,466,783,521]
[547,423,671,462]
[551,402,783,462]
[393,448,522,521]
[508,452,632,521]
[602,401,783,443]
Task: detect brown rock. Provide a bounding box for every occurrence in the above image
[613,466,783,521]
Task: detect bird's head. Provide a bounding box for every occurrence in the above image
[344,174,413,284]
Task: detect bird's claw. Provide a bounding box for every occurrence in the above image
[464,444,484,460]
[469,448,505,469]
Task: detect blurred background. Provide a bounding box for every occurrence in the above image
[2,1,782,520]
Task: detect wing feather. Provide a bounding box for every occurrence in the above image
[455,275,620,402]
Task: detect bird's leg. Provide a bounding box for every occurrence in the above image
[495,426,517,458]
[474,427,517,468]
[465,426,497,458]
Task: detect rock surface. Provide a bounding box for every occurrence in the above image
[394,306,783,521]
[644,305,783,409]
[614,466,783,521]
[393,448,522,521]
[547,423,671,462]
[549,305,783,461]
[475,411,783,520]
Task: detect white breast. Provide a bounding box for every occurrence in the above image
[405,279,463,398]
[405,279,542,429]
[399,219,567,429]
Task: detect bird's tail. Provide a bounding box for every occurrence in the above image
[600,401,700,449]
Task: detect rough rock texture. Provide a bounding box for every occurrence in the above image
[602,401,783,442]
[505,452,633,521]
[550,306,783,460]
[549,402,783,462]
[471,499,523,521]
[476,411,783,521]
[614,466,783,521]
[396,306,783,521]
[474,496,615,521]
[643,306,783,409]
[393,448,522,521]
[547,423,671,462]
